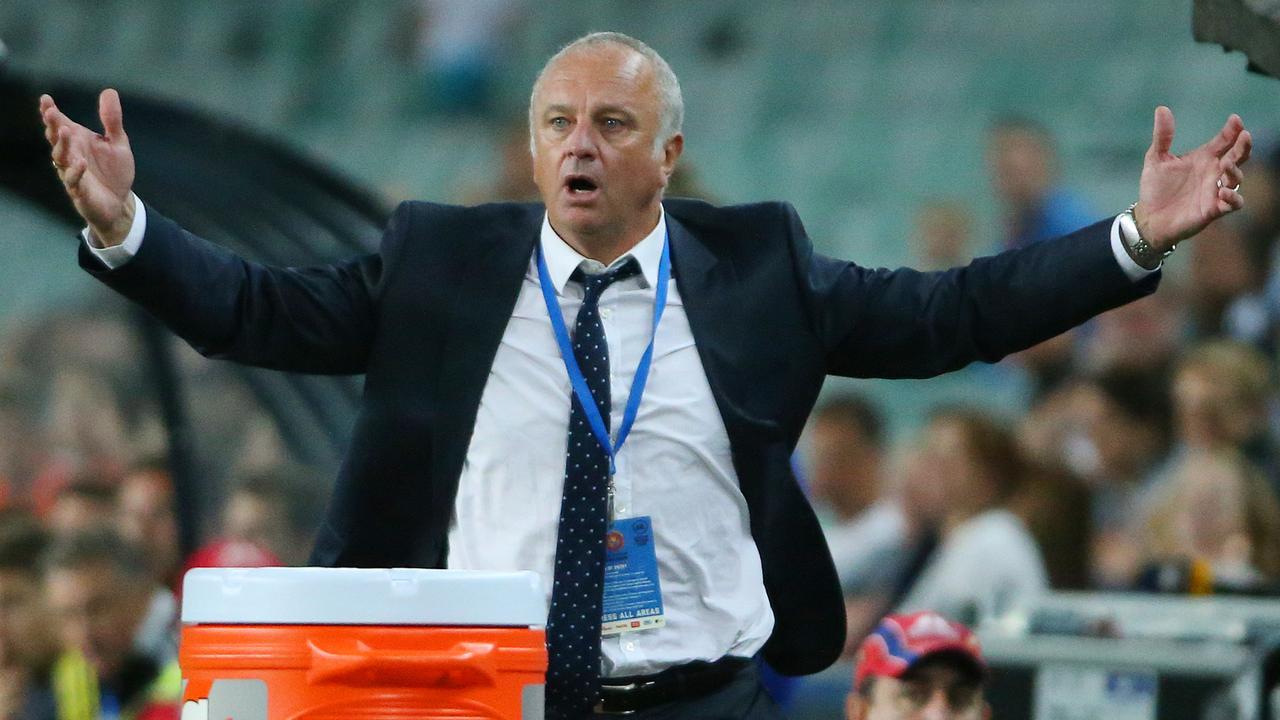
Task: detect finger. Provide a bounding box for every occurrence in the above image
[41,104,62,145]
[1228,129,1252,167]
[1206,114,1243,157]
[1220,162,1243,188]
[38,95,56,134]
[52,127,71,167]
[64,156,87,190]
[98,88,126,142]
[1217,186,1244,213]
[52,126,87,172]
[41,103,78,145]
[1150,106,1175,157]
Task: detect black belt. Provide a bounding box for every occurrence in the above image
[593,656,753,715]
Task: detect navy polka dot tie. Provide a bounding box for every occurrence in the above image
[545,259,640,719]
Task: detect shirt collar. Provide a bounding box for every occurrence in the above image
[539,209,666,294]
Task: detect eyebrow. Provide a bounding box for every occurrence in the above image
[541,104,637,120]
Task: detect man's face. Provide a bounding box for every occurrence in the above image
[531,44,682,245]
[223,492,292,562]
[45,562,147,681]
[0,569,56,670]
[848,662,989,720]
[807,417,878,514]
[47,495,114,537]
[117,471,180,582]
[988,128,1052,208]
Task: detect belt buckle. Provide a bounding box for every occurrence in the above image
[595,678,657,715]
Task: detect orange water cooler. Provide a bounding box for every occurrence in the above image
[179,567,547,719]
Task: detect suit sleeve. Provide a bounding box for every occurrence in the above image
[78,202,413,375]
[783,203,1160,379]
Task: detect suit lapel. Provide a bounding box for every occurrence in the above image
[665,212,751,438]
[429,207,541,525]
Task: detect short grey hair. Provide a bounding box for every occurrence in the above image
[529,32,684,154]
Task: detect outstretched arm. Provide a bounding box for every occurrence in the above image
[42,89,391,375]
[804,108,1252,378]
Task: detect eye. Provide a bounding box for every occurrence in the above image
[602,117,624,130]
[549,117,569,130]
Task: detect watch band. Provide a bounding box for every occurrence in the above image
[1120,202,1174,270]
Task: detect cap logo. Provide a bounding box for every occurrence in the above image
[908,612,959,640]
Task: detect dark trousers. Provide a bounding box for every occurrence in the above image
[593,664,785,720]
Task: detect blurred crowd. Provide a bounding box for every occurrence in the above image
[0,451,322,718]
[0,311,325,719]
[800,118,1280,656]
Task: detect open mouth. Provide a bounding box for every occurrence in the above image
[565,175,599,195]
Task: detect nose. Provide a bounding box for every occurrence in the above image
[918,690,954,720]
[565,119,599,160]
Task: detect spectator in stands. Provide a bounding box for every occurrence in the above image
[0,379,35,510]
[116,460,181,590]
[415,0,525,113]
[47,475,117,537]
[1080,292,1185,375]
[113,462,180,674]
[911,201,973,271]
[1183,143,1279,352]
[846,612,990,720]
[1006,461,1092,591]
[1138,449,1280,592]
[1248,144,1280,245]
[842,447,951,655]
[987,116,1094,251]
[1187,216,1264,340]
[664,163,716,203]
[220,466,325,566]
[1251,145,1280,304]
[1019,367,1172,587]
[804,395,907,595]
[0,511,58,720]
[985,117,1116,398]
[42,528,180,719]
[898,409,1047,624]
[1168,340,1277,488]
[1015,333,1078,402]
[461,122,542,204]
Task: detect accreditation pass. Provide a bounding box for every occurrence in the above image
[600,516,666,636]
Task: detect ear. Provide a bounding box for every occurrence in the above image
[661,133,684,177]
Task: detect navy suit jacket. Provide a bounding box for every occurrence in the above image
[81,198,1158,675]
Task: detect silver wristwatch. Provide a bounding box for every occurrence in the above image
[1119,202,1174,270]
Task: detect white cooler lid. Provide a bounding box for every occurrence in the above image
[181,567,546,627]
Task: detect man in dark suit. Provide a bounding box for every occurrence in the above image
[40,32,1251,719]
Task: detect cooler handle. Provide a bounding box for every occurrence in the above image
[307,641,499,688]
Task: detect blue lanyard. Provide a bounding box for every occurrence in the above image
[536,232,670,476]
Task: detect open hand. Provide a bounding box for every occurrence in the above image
[1134,106,1251,252]
[39,89,136,247]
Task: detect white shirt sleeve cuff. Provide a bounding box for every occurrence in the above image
[1110,213,1159,282]
[82,193,147,270]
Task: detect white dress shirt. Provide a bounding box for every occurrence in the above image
[448,211,774,677]
[86,199,1155,678]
